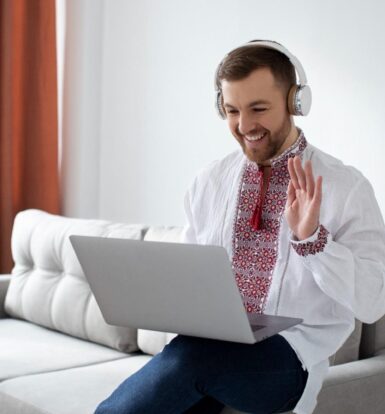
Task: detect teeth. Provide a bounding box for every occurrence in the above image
[245,133,265,141]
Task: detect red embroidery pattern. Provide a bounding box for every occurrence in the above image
[232,133,307,314]
[291,225,329,257]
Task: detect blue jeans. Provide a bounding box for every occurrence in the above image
[95,334,308,414]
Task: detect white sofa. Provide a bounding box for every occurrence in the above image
[1,209,385,414]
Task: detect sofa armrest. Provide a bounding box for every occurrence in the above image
[0,275,11,319]
[313,352,385,414]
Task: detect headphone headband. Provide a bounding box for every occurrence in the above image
[239,40,307,85]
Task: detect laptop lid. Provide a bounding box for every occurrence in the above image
[70,235,301,344]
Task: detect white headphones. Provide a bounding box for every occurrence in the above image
[215,40,312,118]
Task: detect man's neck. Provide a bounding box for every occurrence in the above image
[277,123,299,158]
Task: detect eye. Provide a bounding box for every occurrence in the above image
[226,109,239,115]
[252,108,267,112]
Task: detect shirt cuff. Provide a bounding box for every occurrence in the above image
[291,224,330,257]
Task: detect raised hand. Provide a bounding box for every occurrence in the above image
[285,156,322,241]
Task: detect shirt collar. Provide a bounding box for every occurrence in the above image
[270,129,307,168]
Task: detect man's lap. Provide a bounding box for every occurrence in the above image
[94,334,307,414]
[164,334,307,413]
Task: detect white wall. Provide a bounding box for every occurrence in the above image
[61,0,385,225]
[60,0,104,218]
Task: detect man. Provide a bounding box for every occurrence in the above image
[95,41,385,414]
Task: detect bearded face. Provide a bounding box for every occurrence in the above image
[221,67,297,165]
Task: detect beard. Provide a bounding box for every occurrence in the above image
[237,115,293,165]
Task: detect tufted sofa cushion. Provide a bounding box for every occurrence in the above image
[5,209,147,352]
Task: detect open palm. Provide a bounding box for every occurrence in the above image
[285,156,322,241]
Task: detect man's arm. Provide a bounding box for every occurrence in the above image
[286,156,385,323]
[181,183,198,244]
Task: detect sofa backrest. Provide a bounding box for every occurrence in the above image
[5,209,147,352]
[360,316,385,359]
[329,319,362,365]
[7,210,382,361]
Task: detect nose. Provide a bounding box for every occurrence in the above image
[238,112,257,136]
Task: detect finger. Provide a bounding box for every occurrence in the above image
[286,179,296,206]
[294,156,306,191]
[304,160,315,198]
[313,175,323,207]
[287,157,300,190]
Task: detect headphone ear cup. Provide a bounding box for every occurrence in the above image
[287,85,300,115]
[287,84,312,116]
[216,91,226,119]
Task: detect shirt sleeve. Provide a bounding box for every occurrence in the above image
[291,177,385,324]
[291,224,330,256]
[181,181,198,245]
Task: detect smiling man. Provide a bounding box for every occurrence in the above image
[95,41,385,414]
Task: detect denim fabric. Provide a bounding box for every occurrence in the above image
[95,334,308,414]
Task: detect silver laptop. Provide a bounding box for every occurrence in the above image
[70,235,302,344]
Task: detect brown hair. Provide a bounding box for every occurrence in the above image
[215,41,296,105]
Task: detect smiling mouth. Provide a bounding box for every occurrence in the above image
[244,132,267,142]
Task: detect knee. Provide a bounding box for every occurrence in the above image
[94,400,118,414]
[160,335,205,374]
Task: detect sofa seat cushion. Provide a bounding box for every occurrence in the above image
[0,355,151,414]
[0,319,129,381]
[0,354,254,414]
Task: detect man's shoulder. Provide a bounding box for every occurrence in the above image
[193,149,244,184]
[306,144,365,187]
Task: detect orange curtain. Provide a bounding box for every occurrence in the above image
[0,0,60,273]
